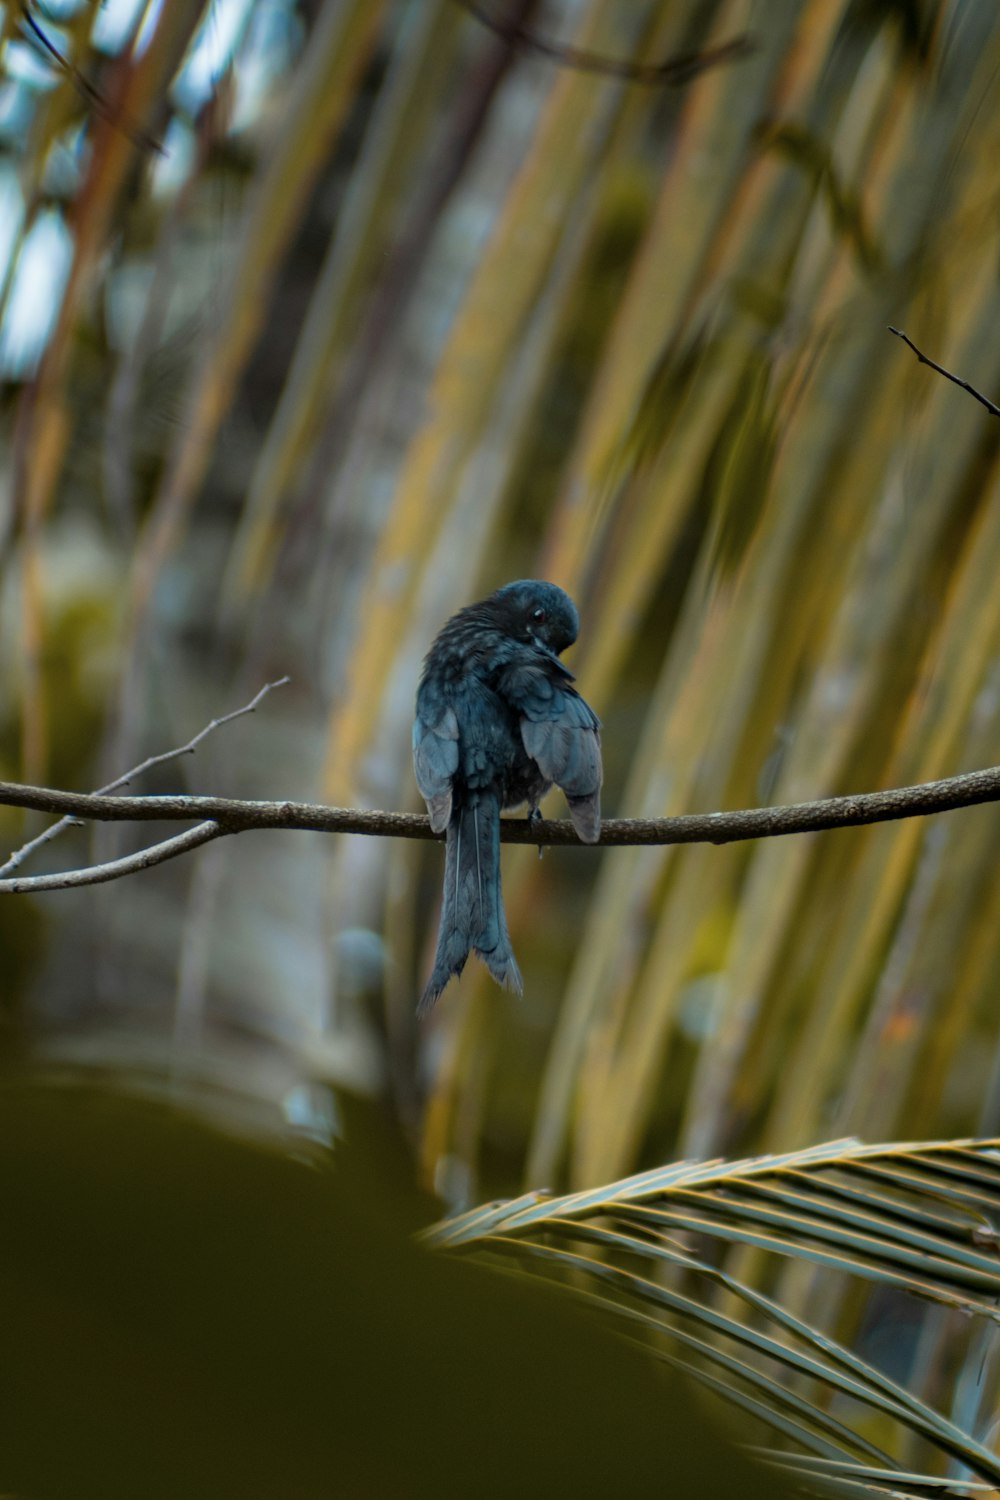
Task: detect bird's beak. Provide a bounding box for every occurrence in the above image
[531,637,575,679]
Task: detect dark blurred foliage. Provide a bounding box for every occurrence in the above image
[0,1069,783,1500]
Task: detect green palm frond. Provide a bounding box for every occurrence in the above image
[426,1138,1000,1495]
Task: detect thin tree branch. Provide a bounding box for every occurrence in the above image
[454,0,753,86]
[0,677,290,877]
[0,764,998,894]
[0,822,224,893]
[19,1,166,155]
[889,326,1000,418]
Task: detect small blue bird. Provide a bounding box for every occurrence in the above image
[413,580,602,1014]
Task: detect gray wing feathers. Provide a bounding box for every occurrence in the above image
[413,704,459,833]
[520,691,602,843]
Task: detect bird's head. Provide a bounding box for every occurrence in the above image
[490,579,580,658]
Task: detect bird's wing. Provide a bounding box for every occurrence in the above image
[413,698,460,833]
[502,662,603,842]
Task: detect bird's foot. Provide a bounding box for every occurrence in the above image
[528,805,545,859]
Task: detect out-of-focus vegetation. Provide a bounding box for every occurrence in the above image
[1,1075,781,1500]
[4,0,1000,1486]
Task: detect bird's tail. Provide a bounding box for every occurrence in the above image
[418,792,522,1015]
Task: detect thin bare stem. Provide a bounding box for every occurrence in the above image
[0,822,223,893]
[455,1,753,86]
[888,327,1000,418]
[19,2,166,155]
[0,761,998,895]
[0,677,290,877]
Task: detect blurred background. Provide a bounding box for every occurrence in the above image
[2,0,1000,1219]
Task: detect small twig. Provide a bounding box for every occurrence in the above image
[889,327,1000,418]
[0,677,290,877]
[0,822,223,894]
[19,2,166,156]
[1,762,1000,894]
[455,0,753,86]
[110,676,292,784]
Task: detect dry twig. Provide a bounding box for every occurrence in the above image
[889,326,1000,418]
[1,822,224,893]
[19,1,166,155]
[0,677,290,877]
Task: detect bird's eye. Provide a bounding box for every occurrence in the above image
[531,607,546,624]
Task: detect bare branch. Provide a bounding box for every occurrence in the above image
[0,761,998,896]
[0,677,290,877]
[0,822,224,894]
[454,1,753,86]
[18,2,166,156]
[106,676,292,787]
[889,326,1000,418]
